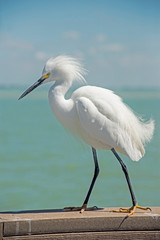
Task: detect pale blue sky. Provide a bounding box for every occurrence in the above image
[0,0,160,88]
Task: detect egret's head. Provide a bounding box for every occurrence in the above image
[42,55,86,83]
[19,55,86,100]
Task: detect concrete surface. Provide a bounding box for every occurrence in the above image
[0,207,160,239]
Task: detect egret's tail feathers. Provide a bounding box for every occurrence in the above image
[140,119,155,144]
[128,118,155,162]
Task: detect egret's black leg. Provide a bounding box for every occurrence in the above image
[111,148,151,216]
[111,148,136,206]
[64,147,99,213]
[82,147,100,208]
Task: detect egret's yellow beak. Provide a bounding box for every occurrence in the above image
[41,73,50,80]
[18,73,50,100]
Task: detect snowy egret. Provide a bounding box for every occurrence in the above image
[19,55,154,216]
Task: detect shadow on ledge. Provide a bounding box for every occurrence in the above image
[0,206,104,214]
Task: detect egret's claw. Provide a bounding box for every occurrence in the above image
[112,204,151,216]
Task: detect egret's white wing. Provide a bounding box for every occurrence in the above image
[75,96,144,161]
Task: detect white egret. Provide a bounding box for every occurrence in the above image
[19,55,154,216]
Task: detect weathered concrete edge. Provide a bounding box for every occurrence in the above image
[0,207,160,237]
[2,231,160,240]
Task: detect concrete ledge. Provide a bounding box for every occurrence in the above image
[0,207,160,240]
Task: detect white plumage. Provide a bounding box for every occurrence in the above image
[45,56,154,161]
[19,55,155,215]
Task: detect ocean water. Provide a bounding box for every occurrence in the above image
[0,87,160,212]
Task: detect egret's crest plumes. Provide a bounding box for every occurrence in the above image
[43,55,87,84]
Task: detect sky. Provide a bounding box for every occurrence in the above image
[0,0,160,88]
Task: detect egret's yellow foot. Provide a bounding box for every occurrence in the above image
[64,204,97,213]
[113,204,151,216]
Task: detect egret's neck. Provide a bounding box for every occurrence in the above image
[52,79,72,97]
[48,79,75,130]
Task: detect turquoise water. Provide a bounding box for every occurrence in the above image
[0,88,160,212]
